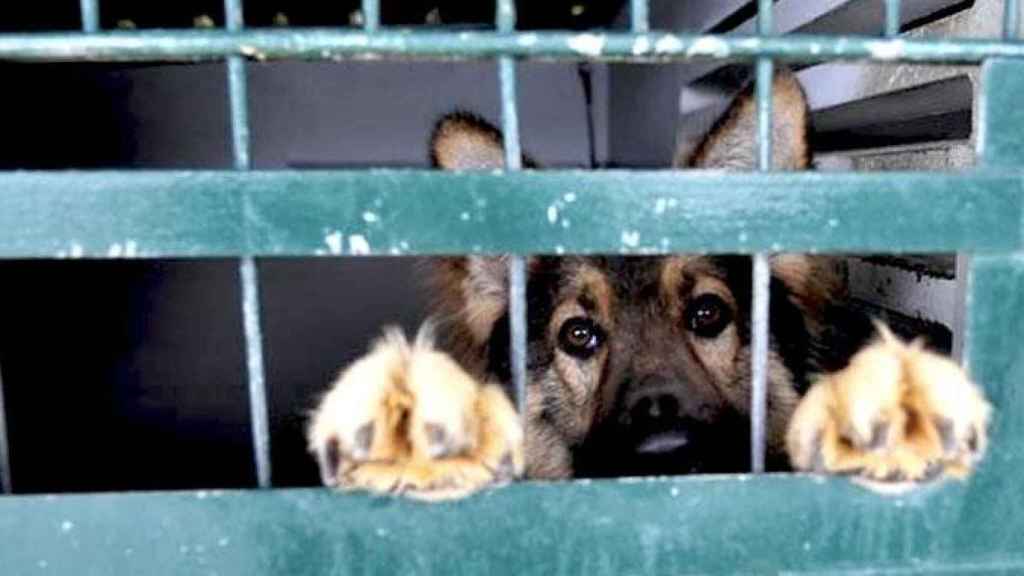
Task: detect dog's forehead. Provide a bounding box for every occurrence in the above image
[554,256,735,300]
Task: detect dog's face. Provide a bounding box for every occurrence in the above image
[428,72,845,479]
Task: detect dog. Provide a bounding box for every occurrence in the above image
[308,70,991,500]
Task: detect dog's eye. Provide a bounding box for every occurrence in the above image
[685,294,732,338]
[558,317,605,359]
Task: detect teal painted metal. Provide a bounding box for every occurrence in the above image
[980,60,1024,169]
[885,0,901,37]
[630,0,649,33]
[1006,0,1020,39]
[79,0,99,33]
[2,30,1024,63]
[1,475,1023,575]
[0,170,1019,258]
[223,0,273,491]
[361,0,379,32]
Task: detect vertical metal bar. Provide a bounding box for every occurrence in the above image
[884,0,901,37]
[1005,0,1020,39]
[79,0,100,32]
[362,0,380,32]
[0,363,11,494]
[952,254,970,364]
[225,0,271,489]
[497,0,527,419]
[750,0,774,475]
[631,0,650,33]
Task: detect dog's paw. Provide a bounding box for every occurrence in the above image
[308,325,523,501]
[787,322,990,489]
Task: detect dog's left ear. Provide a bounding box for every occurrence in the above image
[677,69,810,170]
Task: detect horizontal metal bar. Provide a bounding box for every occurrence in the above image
[0,170,1019,258]
[1,30,1023,64]
[1,476,1023,574]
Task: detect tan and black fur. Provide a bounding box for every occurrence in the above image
[308,71,990,499]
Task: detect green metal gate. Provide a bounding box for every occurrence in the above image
[0,0,1023,573]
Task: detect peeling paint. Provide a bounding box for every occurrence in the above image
[324,230,343,255]
[567,33,606,57]
[654,34,683,54]
[562,192,577,203]
[621,230,640,248]
[349,234,371,255]
[686,36,730,58]
[867,39,907,60]
[517,33,539,47]
[547,205,559,224]
[69,242,84,259]
[654,198,667,215]
[362,211,379,223]
[631,37,651,56]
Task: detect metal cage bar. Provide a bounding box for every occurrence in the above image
[79,0,100,33]
[1006,0,1020,39]
[631,0,650,33]
[497,0,528,420]
[225,0,272,489]
[361,0,380,32]
[748,1,775,474]
[884,0,901,37]
[0,363,11,494]
[4,31,1024,64]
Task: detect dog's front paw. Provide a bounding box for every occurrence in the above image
[308,325,523,501]
[787,323,990,489]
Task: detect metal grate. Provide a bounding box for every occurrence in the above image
[0,0,1023,572]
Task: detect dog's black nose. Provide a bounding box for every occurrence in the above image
[627,388,692,455]
[630,393,680,425]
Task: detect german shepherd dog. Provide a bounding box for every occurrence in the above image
[309,71,991,500]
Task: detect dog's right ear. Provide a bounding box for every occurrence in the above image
[430,112,507,170]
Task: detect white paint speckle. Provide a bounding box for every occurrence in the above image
[196,490,209,499]
[124,240,138,257]
[399,241,410,250]
[654,198,667,215]
[770,242,782,252]
[686,36,730,58]
[547,205,559,224]
[563,192,577,203]
[621,230,640,248]
[362,211,379,223]
[376,528,389,537]
[460,211,471,221]
[828,218,839,228]
[324,230,343,255]
[517,33,539,47]
[803,541,812,551]
[38,560,48,569]
[108,244,123,257]
[561,219,571,229]
[738,232,749,243]
[867,39,906,60]
[654,34,683,54]
[349,234,371,255]
[555,245,566,255]
[670,487,679,497]
[69,243,84,259]
[60,521,74,533]
[567,33,606,57]
[180,545,189,554]
[218,537,230,547]
[632,37,651,56]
